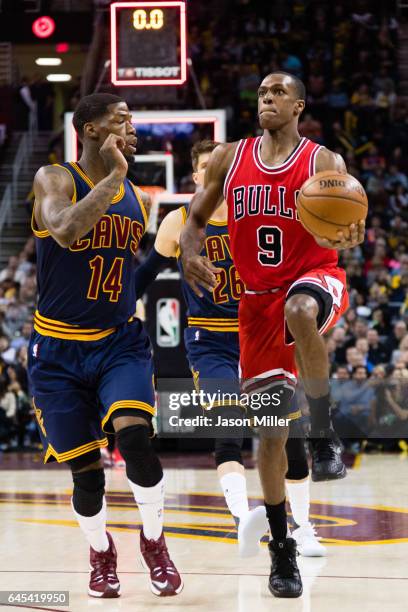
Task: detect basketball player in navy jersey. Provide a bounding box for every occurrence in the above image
[29,94,182,598]
[180,72,365,597]
[134,140,326,558]
[135,140,267,557]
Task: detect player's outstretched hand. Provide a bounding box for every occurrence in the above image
[99,133,128,179]
[314,220,366,250]
[183,255,220,297]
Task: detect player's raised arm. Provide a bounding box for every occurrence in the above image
[180,143,236,296]
[313,147,366,250]
[34,133,128,248]
[155,208,184,257]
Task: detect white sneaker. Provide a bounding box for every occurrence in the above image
[292,523,327,557]
[237,506,269,558]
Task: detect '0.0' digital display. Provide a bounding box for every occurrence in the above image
[110,2,187,86]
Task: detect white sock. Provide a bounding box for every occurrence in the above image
[128,476,164,541]
[286,478,310,528]
[72,497,109,552]
[220,472,249,519]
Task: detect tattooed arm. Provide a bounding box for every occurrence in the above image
[33,134,128,248]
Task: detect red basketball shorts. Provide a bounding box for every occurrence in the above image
[239,266,349,392]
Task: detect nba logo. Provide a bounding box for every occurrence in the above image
[157,298,180,347]
[32,343,38,358]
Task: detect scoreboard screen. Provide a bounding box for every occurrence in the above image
[110,1,187,86]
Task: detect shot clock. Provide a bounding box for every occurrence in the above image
[110,1,187,86]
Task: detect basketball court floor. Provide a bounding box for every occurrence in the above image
[0,452,407,611]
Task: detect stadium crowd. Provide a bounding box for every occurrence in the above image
[0,1,407,453]
[187,0,408,451]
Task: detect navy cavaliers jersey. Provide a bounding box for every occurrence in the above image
[32,162,147,340]
[177,204,244,332]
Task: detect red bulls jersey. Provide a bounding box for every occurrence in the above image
[224,136,338,291]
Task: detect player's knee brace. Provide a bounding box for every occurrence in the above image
[214,405,245,466]
[285,436,309,481]
[72,468,105,517]
[116,424,163,487]
[214,437,244,467]
[67,449,101,472]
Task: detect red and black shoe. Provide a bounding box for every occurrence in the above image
[140,530,183,596]
[88,532,120,598]
[112,447,125,468]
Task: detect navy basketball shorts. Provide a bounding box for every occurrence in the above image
[184,327,241,410]
[28,318,155,463]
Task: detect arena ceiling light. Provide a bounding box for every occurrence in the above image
[46,74,72,82]
[36,58,62,66]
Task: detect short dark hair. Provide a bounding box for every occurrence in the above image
[72,93,124,136]
[265,71,306,100]
[191,140,219,172]
[353,365,368,376]
[334,363,349,373]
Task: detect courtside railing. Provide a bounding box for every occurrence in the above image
[0,184,13,260]
[0,106,37,262]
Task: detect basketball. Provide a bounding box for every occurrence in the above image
[297,171,368,241]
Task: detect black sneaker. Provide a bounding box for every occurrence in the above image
[309,428,347,482]
[268,538,303,598]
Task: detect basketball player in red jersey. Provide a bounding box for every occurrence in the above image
[180,72,365,598]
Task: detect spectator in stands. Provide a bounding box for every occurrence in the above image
[10,321,32,352]
[3,303,30,339]
[384,165,408,191]
[15,77,35,131]
[331,364,350,404]
[389,184,408,216]
[19,275,37,309]
[280,48,303,78]
[298,113,323,142]
[351,83,374,131]
[0,335,14,365]
[366,168,386,196]
[383,366,408,432]
[0,375,17,448]
[371,307,392,336]
[14,346,28,395]
[345,317,369,348]
[333,365,376,449]
[0,256,19,283]
[386,320,407,354]
[30,75,55,131]
[355,337,374,373]
[327,80,349,122]
[374,82,397,111]
[367,328,390,364]
[331,326,347,363]
[346,346,365,373]
[391,335,408,365]
[371,364,387,381]
[373,65,396,94]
